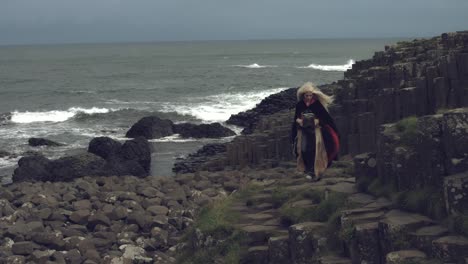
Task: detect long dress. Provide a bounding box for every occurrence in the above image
[291,99,340,174]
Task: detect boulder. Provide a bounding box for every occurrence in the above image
[172,122,235,138]
[28,138,64,147]
[119,137,151,173]
[12,155,52,182]
[47,153,107,181]
[126,116,174,139]
[88,137,122,160]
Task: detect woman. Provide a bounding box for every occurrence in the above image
[291,82,340,180]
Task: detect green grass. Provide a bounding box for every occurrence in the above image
[367,177,395,197]
[395,116,420,146]
[271,186,292,208]
[279,191,347,225]
[394,188,446,220]
[177,196,246,264]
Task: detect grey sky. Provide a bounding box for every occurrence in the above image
[1,0,467,45]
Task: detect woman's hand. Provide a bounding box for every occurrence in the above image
[296,118,303,127]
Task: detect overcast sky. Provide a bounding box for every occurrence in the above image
[1,0,467,45]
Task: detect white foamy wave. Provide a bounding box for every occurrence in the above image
[0,157,19,169]
[11,107,116,123]
[160,87,288,123]
[149,134,197,143]
[298,59,355,71]
[234,63,277,69]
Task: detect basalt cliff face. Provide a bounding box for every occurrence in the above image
[175,31,468,263]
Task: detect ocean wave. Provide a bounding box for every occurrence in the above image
[298,59,355,71]
[10,107,117,124]
[234,63,277,69]
[159,87,288,122]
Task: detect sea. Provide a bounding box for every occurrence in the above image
[0,38,404,184]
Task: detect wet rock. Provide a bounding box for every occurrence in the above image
[12,155,52,182]
[227,87,297,134]
[88,137,122,160]
[28,138,64,147]
[173,122,235,138]
[126,116,174,139]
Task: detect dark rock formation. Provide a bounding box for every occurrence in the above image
[126,116,174,139]
[13,137,151,183]
[12,154,52,182]
[173,143,227,174]
[173,123,235,138]
[226,87,297,134]
[28,138,64,147]
[226,85,340,134]
[119,137,152,173]
[47,153,107,182]
[88,137,123,160]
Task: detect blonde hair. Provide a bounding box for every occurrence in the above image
[296,82,334,110]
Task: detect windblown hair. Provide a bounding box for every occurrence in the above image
[296,82,334,110]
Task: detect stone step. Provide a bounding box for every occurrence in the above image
[432,235,468,263]
[379,210,435,255]
[239,225,288,246]
[268,235,290,264]
[385,249,428,264]
[318,255,352,264]
[363,197,393,210]
[289,222,328,264]
[248,193,274,205]
[341,206,387,227]
[346,192,376,206]
[325,182,357,195]
[409,225,450,256]
[242,245,269,264]
[348,222,380,264]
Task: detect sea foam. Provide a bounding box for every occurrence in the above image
[160,87,288,123]
[235,63,277,69]
[11,107,114,123]
[299,59,355,71]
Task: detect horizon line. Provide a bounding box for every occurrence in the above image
[0,35,425,48]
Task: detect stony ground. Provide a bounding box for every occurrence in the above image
[1,159,467,263]
[174,160,468,264]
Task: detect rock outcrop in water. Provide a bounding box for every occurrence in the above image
[12,137,151,182]
[28,138,64,147]
[126,116,235,139]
